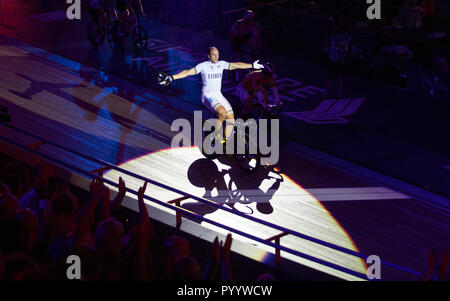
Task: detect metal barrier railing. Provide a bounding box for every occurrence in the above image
[0,123,422,279]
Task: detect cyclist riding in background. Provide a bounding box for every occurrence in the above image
[238,63,282,119]
[114,0,148,35]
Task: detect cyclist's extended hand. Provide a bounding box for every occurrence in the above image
[252,59,264,70]
[157,71,174,86]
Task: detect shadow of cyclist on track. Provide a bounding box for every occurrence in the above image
[184,157,283,222]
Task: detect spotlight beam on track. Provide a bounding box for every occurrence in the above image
[0,124,422,278]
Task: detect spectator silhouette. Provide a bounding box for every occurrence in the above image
[0,253,39,280]
[163,235,191,279]
[169,256,202,281]
[69,243,101,281]
[15,209,39,254]
[95,217,123,280]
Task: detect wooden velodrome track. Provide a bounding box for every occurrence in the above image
[0,37,449,281]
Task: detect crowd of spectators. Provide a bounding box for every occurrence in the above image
[0,155,276,281]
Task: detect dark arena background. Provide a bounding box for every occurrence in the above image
[0,0,449,285]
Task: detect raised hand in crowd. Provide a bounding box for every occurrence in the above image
[98,179,111,221]
[203,233,233,280]
[72,177,102,245]
[136,182,153,249]
[221,233,233,280]
[126,182,153,280]
[110,176,126,213]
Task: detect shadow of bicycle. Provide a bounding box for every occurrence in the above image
[182,156,283,223]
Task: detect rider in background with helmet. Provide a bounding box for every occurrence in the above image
[238,62,281,119]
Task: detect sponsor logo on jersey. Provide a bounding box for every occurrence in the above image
[208,73,222,79]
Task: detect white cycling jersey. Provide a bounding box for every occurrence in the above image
[194,60,233,113]
[194,60,230,93]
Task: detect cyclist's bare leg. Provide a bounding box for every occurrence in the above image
[214,105,234,139]
[214,105,226,135]
[225,112,235,139]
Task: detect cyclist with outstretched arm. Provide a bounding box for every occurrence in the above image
[158,46,264,143]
